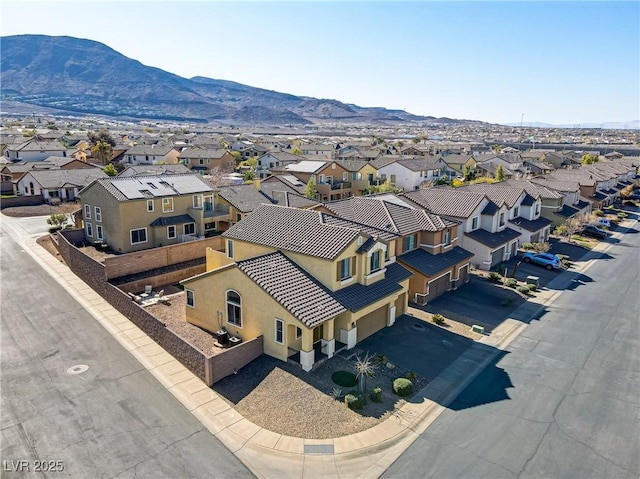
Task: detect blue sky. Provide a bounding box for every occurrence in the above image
[1,1,638,125]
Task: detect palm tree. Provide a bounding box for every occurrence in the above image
[90,140,113,166]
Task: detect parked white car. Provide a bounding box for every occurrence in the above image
[597,218,611,228]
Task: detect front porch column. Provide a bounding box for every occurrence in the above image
[300,328,314,372]
[345,324,357,349]
[321,319,335,358]
[388,304,396,327]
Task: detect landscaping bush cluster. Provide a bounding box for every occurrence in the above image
[505,278,518,288]
[369,387,382,403]
[517,285,530,294]
[392,378,413,397]
[345,390,366,410]
[431,313,445,325]
[488,272,502,283]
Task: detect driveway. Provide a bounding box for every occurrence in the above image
[412,276,526,333]
[356,314,476,382]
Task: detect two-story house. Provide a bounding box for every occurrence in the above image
[375,157,447,191]
[179,147,236,174]
[255,150,303,179]
[78,174,230,253]
[528,178,592,226]
[402,188,521,270]
[122,145,180,166]
[277,160,363,201]
[320,195,474,305]
[458,183,552,244]
[4,139,69,162]
[181,204,411,371]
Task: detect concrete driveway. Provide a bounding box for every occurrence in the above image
[356,314,476,382]
[410,276,526,333]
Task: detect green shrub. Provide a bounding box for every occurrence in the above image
[369,387,382,403]
[375,354,388,365]
[332,371,357,388]
[527,284,537,292]
[406,371,417,381]
[345,390,366,410]
[488,272,502,283]
[517,285,530,294]
[593,209,604,217]
[431,313,445,325]
[329,387,343,400]
[617,212,628,219]
[522,242,534,250]
[505,278,518,288]
[392,378,413,397]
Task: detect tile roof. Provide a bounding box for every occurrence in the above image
[82,173,212,201]
[335,159,368,171]
[223,204,361,260]
[236,252,346,328]
[458,183,529,208]
[504,179,563,200]
[323,196,457,235]
[441,154,474,165]
[125,144,178,156]
[218,184,274,213]
[464,227,520,248]
[396,157,443,171]
[179,147,230,159]
[27,168,108,188]
[529,177,580,193]
[149,214,195,227]
[398,246,474,276]
[402,188,487,218]
[119,164,191,176]
[332,262,412,311]
[509,216,552,232]
[268,190,320,209]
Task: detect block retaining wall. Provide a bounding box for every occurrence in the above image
[56,230,262,385]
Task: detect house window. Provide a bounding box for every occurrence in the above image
[535,204,540,215]
[444,229,451,246]
[184,223,195,236]
[226,290,242,327]
[499,213,505,227]
[167,225,176,239]
[94,206,102,222]
[472,216,479,230]
[162,197,174,213]
[343,172,348,181]
[199,159,204,165]
[185,289,195,308]
[130,228,147,245]
[236,213,242,222]
[96,225,103,241]
[338,257,353,281]
[193,194,202,208]
[513,206,520,218]
[370,250,382,273]
[390,175,397,184]
[147,200,154,212]
[403,234,417,252]
[84,204,91,219]
[227,239,234,258]
[275,318,284,344]
[86,222,93,237]
[296,327,302,339]
[319,174,325,183]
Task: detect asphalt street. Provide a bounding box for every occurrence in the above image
[383,219,640,478]
[0,216,253,478]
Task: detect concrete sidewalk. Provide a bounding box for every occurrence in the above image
[14,221,630,479]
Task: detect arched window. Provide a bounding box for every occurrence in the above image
[226,290,242,327]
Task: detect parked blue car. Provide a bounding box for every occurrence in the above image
[522,252,563,270]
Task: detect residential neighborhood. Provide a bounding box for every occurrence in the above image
[2,118,639,479]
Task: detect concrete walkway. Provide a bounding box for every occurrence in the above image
[10,216,631,479]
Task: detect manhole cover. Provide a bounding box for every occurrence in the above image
[66,364,89,375]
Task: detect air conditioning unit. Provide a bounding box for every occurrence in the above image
[471,325,485,334]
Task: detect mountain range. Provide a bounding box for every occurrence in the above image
[1,34,478,126]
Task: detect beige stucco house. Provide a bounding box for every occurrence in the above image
[181,204,412,371]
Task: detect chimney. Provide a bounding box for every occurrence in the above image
[253,179,261,190]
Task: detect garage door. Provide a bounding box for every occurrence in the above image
[427,273,451,301]
[357,305,388,342]
[491,246,505,267]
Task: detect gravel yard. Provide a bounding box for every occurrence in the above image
[1,202,80,217]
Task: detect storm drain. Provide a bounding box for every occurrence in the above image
[304,444,334,454]
[66,364,89,375]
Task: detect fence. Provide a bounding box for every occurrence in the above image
[0,195,45,209]
[56,230,261,385]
